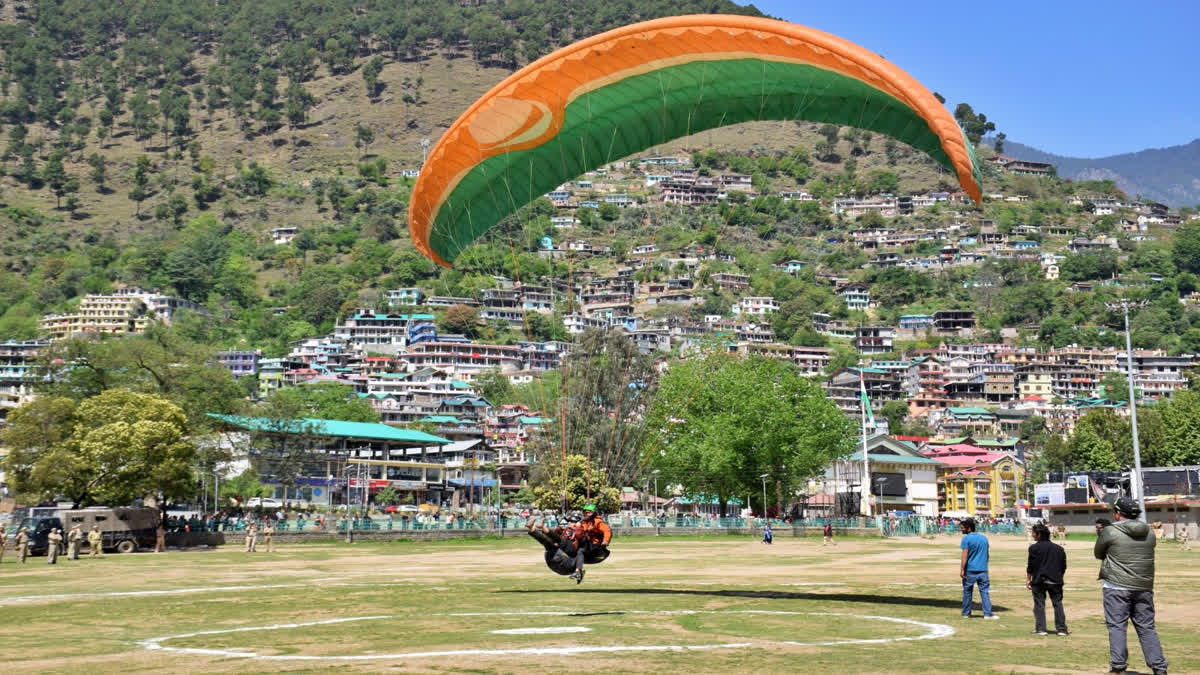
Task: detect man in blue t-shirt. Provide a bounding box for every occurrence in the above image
[960,518,998,619]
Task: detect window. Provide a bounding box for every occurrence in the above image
[70,516,85,523]
[95,516,107,522]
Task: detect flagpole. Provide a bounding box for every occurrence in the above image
[860,370,871,519]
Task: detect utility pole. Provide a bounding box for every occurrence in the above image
[652,470,660,535]
[1108,300,1148,521]
[760,473,769,520]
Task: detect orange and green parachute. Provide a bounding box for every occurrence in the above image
[409,14,983,267]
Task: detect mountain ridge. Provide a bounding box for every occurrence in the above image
[1001,138,1200,207]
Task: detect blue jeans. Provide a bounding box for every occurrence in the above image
[962,570,993,617]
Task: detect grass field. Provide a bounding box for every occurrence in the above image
[0,532,1195,674]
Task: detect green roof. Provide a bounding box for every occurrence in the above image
[928,436,970,445]
[976,438,1019,448]
[206,414,451,444]
[948,407,992,415]
[519,416,552,425]
[450,380,472,388]
[421,415,463,424]
[845,451,938,465]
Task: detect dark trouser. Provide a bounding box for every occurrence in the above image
[1031,582,1067,633]
[528,529,560,553]
[1102,587,1167,672]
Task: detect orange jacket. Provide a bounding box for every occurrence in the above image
[579,516,612,546]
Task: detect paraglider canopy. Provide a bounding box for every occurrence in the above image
[410,14,983,267]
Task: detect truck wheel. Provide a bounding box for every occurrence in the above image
[116,539,138,554]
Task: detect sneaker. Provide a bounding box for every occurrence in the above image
[960,614,972,619]
[1108,669,1126,674]
[574,570,585,584]
[983,615,999,620]
[1056,630,1070,636]
[1031,630,1048,636]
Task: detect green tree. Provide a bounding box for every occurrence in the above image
[220,467,268,503]
[953,102,997,145]
[475,369,516,406]
[646,350,854,516]
[1172,221,1200,274]
[264,382,380,422]
[532,454,621,514]
[440,304,482,338]
[374,486,400,506]
[355,122,375,157]
[362,55,384,98]
[880,400,909,436]
[1067,409,1131,471]
[129,155,152,215]
[41,150,71,208]
[2,390,195,508]
[552,329,658,490]
[36,327,244,429]
[87,152,107,190]
[1156,391,1200,466]
[1099,371,1129,401]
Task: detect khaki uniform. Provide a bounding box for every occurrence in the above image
[245,524,258,553]
[263,524,276,553]
[67,525,82,560]
[0,527,7,564]
[154,525,166,553]
[46,530,62,564]
[16,529,29,563]
[88,527,102,556]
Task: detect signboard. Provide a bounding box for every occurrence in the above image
[349,479,390,489]
[389,480,427,490]
[1034,482,1065,506]
[870,472,907,497]
[1066,474,1090,489]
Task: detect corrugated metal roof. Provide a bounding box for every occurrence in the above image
[206,414,450,444]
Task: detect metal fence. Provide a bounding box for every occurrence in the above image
[186,515,1026,536]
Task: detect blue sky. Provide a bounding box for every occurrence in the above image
[737,1,1199,158]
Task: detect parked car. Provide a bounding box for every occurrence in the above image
[245,497,283,508]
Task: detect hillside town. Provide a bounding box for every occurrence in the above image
[4,153,1199,521]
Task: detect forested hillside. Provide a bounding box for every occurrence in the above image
[2,0,1200,361]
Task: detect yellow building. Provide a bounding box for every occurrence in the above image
[930,447,1024,517]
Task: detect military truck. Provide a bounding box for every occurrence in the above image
[16,506,160,555]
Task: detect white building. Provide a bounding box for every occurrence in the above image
[818,435,940,517]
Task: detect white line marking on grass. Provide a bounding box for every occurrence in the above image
[0,580,429,607]
[491,626,592,634]
[136,610,954,661]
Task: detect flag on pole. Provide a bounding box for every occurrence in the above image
[859,370,875,428]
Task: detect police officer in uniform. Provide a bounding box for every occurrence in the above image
[245,522,258,553]
[88,525,103,557]
[67,524,82,560]
[0,525,7,564]
[15,527,29,563]
[46,528,63,564]
[263,521,276,553]
[154,523,166,553]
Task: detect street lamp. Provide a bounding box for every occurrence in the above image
[759,473,769,520]
[1107,299,1148,521]
[651,470,660,535]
